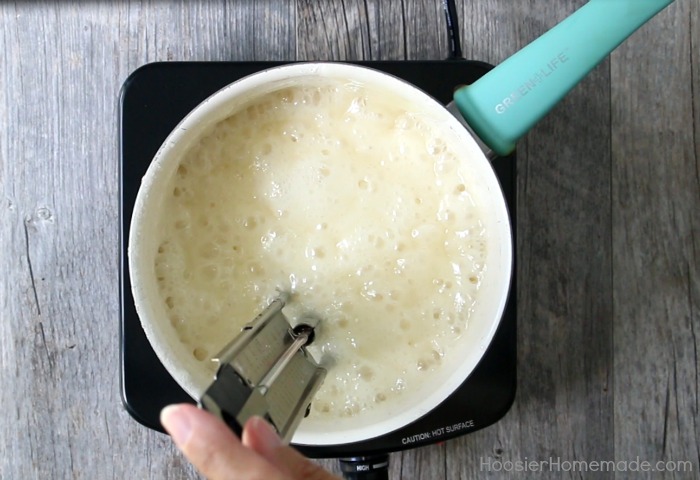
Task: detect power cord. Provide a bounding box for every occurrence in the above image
[442,0,464,59]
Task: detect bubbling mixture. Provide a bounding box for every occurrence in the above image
[154,78,488,420]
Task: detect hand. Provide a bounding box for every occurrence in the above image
[160,403,340,480]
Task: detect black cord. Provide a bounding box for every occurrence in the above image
[442,0,464,59]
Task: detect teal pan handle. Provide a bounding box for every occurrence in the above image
[453,0,676,157]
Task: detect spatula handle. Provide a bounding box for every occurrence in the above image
[453,0,675,156]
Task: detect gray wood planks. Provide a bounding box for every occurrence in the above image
[0,1,697,479]
[611,0,700,474]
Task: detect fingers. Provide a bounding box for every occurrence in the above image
[160,404,285,480]
[242,416,340,480]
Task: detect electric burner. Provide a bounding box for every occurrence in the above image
[119,60,516,458]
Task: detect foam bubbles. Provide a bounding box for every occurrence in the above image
[153,79,489,421]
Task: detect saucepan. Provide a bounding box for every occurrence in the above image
[129,0,674,447]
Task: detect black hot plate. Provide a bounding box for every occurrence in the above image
[119,60,516,458]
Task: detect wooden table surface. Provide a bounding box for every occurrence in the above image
[1,1,698,479]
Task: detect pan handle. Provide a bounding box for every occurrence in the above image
[452,0,675,157]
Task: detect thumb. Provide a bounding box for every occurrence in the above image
[160,404,284,480]
[242,416,340,480]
